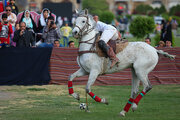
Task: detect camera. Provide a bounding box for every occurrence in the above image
[50,21,54,25]
[4,21,8,24]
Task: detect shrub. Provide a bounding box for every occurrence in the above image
[100,11,115,24]
[154,33,161,46]
[129,16,155,39]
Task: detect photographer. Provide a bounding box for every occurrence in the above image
[0,13,13,47]
[13,22,35,47]
[38,16,61,47]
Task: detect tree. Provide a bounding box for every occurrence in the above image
[135,4,153,15]
[100,11,114,24]
[82,0,109,16]
[129,16,155,39]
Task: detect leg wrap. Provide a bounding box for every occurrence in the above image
[124,98,134,112]
[88,92,101,102]
[134,91,146,105]
[68,81,74,94]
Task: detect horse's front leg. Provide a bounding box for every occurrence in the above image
[86,70,108,105]
[68,68,88,100]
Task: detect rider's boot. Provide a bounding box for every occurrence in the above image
[107,47,119,68]
[98,40,119,68]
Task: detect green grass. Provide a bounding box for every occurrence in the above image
[0,85,180,120]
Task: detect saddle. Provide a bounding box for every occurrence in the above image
[95,34,129,57]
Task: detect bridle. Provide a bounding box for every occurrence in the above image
[74,15,96,45]
[74,15,98,56]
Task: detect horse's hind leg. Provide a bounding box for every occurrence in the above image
[131,69,152,111]
[68,68,88,100]
[86,70,108,105]
[120,68,140,117]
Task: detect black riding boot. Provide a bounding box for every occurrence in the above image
[98,40,119,68]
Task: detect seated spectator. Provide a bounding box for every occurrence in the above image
[37,8,51,33]
[15,23,19,30]
[9,0,18,15]
[145,37,151,45]
[0,13,13,48]
[165,41,172,48]
[38,16,61,48]
[20,10,37,32]
[61,23,72,47]
[13,22,35,47]
[68,41,75,48]
[156,41,165,48]
[53,40,63,48]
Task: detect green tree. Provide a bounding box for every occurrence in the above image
[129,16,155,39]
[135,4,153,15]
[100,11,114,24]
[82,0,109,16]
[169,4,180,16]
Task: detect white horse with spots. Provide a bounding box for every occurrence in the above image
[68,10,175,116]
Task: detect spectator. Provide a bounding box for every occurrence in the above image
[171,18,178,36]
[57,16,63,28]
[13,22,35,47]
[156,41,165,48]
[38,16,61,47]
[9,0,18,15]
[68,41,75,48]
[145,37,151,45]
[53,40,63,48]
[38,8,51,33]
[61,23,72,47]
[119,20,126,38]
[15,23,19,30]
[0,13,13,47]
[5,5,17,32]
[165,40,172,48]
[20,10,37,32]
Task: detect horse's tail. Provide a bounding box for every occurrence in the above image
[156,50,175,60]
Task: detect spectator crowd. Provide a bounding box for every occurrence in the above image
[0,0,178,49]
[0,0,74,48]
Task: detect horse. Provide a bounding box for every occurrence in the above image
[68,9,175,117]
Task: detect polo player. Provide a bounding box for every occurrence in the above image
[93,15,119,68]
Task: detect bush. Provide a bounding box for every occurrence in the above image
[100,11,115,24]
[129,16,155,39]
[154,33,161,46]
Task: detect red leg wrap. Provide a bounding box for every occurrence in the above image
[68,81,74,94]
[134,91,146,105]
[89,92,101,102]
[124,98,134,112]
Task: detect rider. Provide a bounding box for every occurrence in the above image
[93,15,119,68]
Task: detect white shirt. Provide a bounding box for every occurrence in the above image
[95,21,115,32]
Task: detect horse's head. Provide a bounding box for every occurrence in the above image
[72,9,96,38]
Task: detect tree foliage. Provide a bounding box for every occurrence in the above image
[135,4,153,15]
[82,0,109,16]
[129,16,155,39]
[100,11,114,24]
[169,4,180,17]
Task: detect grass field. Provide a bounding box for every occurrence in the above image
[0,85,180,120]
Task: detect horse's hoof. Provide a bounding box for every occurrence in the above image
[119,110,126,117]
[101,98,109,105]
[132,103,138,112]
[71,93,80,101]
